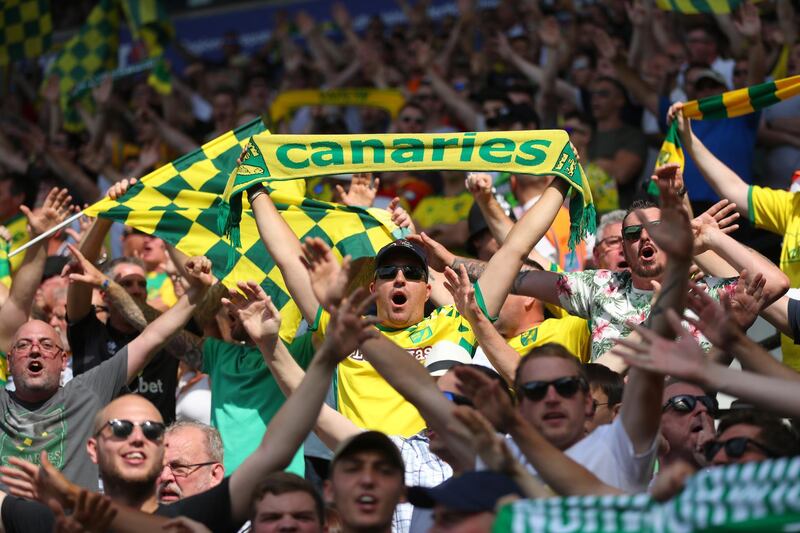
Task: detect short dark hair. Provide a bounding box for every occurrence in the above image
[623,199,658,226]
[514,343,587,389]
[717,410,800,458]
[583,363,624,407]
[250,472,324,525]
[213,85,238,103]
[0,173,36,208]
[593,76,628,101]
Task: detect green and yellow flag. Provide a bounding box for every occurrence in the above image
[0,0,52,65]
[270,88,406,123]
[84,119,405,340]
[120,0,173,94]
[655,0,760,14]
[653,75,800,193]
[220,130,594,249]
[48,0,121,132]
[494,456,800,533]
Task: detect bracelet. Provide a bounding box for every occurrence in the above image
[678,186,687,197]
[100,279,110,293]
[247,185,268,203]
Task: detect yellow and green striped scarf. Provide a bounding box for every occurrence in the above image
[654,75,800,193]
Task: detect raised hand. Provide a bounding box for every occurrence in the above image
[0,455,39,500]
[22,187,73,237]
[221,281,281,344]
[91,75,113,107]
[538,17,561,48]
[107,177,138,201]
[493,32,514,61]
[64,243,106,288]
[387,197,416,234]
[320,288,379,363]
[42,75,60,104]
[50,489,117,533]
[734,2,762,41]
[443,265,481,324]
[611,310,708,381]
[406,232,455,272]
[454,365,515,431]
[64,209,94,244]
[690,199,740,253]
[184,256,214,289]
[651,164,684,199]
[685,273,762,345]
[465,172,493,204]
[635,178,693,261]
[592,27,619,62]
[452,406,518,474]
[331,2,352,29]
[138,143,161,172]
[295,10,316,37]
[625,0,648,28]
[336,173,379,207]
[301,237,351,310]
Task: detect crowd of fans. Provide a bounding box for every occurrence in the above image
[0,0,800,531]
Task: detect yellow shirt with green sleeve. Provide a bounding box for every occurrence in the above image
[507,316,591,363]
[310,284,491,437]
[146,271,178,308]
[748,185,800,369]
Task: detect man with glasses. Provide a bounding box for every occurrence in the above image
[659,379,716,471]
[706,409,799,466]
[0,255,212,491]
[591,210,628,271]
[157,421,224,504]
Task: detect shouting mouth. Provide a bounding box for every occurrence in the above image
[391,292,408,306]
[639,244,656,261]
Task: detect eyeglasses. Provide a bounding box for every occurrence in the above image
[592,400,610,411]
[164,461,218,478]
[400,115,425,125]
[598,236,623,248]
[11,339,63,357]
[622,220,661,241]
[662,394,718,415]
[95,419,166,441]
[704,437,776,463]
[518,376,587,402]
[443,391,473,407]
[374,264,428,282]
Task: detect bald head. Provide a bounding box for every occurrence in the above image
[11,320,62,352]
[8,320,67,403]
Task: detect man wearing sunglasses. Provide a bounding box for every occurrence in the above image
[249,175,570,439]
[659,380,716,471]
[706,410,799,467]
[0,255,213,493]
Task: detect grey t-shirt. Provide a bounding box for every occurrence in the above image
[0,347,128,490]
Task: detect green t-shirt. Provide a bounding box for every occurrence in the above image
[202,333,316,475]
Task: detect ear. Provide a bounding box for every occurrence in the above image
[323,479,334,504]
[369,281,375,294]
[86,438,98,465]
[60,352,68,372]
[522,296,537,311]
[211,463,225,483]
[584,392,595,419]
[611,403,622,420]
[425,282,432,300]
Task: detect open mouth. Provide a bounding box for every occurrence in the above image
[122,451,146,465]
[356,494,378,511]
[617,260,629,269]
[640,245,656,260]
[158,485,180,502]
[27,360,43,373]
[391,293,407,306]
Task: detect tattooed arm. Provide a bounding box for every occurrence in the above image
[451,256,564,306]
[104,279,220,372]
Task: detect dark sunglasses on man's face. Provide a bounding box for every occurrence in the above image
[704,437,776,463]
[518,376,587,402]
[662,394,718,415]
[374,264,428,282]
[95,419,166,441]
[622,220,661,241]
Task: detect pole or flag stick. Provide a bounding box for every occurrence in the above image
[8,211,84,258]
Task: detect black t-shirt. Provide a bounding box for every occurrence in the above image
[2,478,238,533]
[67,308,179,424]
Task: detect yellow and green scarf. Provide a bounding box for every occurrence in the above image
[219,130,595,249]
[653,75,800,193]
[269,88,406,123]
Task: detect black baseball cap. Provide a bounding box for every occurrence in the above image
[331,431,404,472]
[375,239,428,270]
[407,471,523,511]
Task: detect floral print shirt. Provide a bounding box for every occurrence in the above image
[555,269,737,361]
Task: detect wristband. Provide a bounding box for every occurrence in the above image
[247,185,268,203]
[100,279,110,293]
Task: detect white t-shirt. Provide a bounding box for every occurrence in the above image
[504,416,657,494]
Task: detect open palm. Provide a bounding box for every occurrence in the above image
[221,281,281,343]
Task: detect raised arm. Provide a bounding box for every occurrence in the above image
[221,280,361,450]
[476,179,570,316]
[668,103,750,214]
[125,256,212,382]
[228,290,379,523]
[0,188,73,350]
[615,311,800,418]
[249,186,320,324]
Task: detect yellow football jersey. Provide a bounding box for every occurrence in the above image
[507,315,591,363]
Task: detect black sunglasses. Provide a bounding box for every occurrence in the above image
[443,391,473,407]
[662,394,718,415]
[374,264,428,282]
[704,437,776,463]
[622,220,661,241]
[518,376,587,402]
[96,419,166,441]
